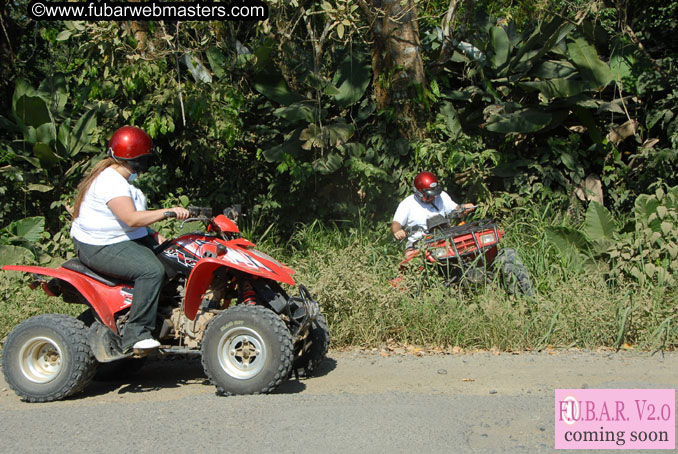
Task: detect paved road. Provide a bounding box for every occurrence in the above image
[0,350,676,453]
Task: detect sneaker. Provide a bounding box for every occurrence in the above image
[132,338,161,350]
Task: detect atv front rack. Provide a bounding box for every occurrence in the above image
[415,219,501,286]
[420,219,499,258]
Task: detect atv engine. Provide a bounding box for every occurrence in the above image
[168,308,217,348]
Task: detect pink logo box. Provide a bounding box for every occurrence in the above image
[555,389,675,450]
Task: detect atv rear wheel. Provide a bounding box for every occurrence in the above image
[494,248,536,298]
[293,313,330,377]
[1,314,96,402]
[201,305,293,395]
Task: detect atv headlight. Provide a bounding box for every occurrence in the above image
[433,248,449,259]
[480,233,496,245]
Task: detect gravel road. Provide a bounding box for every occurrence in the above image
[0,350,676,453]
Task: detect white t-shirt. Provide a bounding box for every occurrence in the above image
[71,167,148,245]
[393,192,459,246]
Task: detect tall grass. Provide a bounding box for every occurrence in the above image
[280,209,678,351]
[1,208,676,351]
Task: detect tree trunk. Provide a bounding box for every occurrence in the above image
[361,0,426,138]
[0,0,15,63]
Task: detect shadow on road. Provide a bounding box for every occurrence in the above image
[71,354,339,400]
[77,356,206,398]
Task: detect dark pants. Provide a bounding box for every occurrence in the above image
[73,235,165,352]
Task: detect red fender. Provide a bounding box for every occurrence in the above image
[2,265,127,333]
[184,247,295,321]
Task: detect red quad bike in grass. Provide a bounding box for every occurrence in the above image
[398,207,536,297]
[1,206,330,402]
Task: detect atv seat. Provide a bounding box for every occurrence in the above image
[61,258,131,287]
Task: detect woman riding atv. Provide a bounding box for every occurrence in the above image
[71,125,189,353]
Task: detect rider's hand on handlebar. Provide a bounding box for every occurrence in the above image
[460,203,476,215]
[166,207,190,220]
[393,229,407,241]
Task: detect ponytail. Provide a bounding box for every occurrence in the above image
[72,158,117,218]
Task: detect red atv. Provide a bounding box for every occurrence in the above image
[398,207,535,297]
[1,206,329,402]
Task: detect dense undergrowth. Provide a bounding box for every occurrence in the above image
[2,206,675,352]
[279,209,677,351]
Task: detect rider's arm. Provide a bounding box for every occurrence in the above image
[391,221,407,241]
[108,196,190,228]
[442,193,475,217]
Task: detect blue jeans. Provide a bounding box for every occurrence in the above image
[73,235,165,352]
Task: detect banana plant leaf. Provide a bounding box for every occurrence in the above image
[490,26,510,71]
[274,102,320,124]
[253,73,305,106]
[262,128,305,162]
[519,79,592,100]
[485,109,552,133]
[567,37,614,88]
[312,152,343,175]
[332,52,371,108]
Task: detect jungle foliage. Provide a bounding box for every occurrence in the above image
[1,0,678,348]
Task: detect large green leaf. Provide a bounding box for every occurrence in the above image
[567,37,613,88]
[0,245,34,266]
[312,152,343,175]
[545,226,590,268]
[70,109,98,156]
[439,102,462,138]
[274,102,318,124]
[490,26,510,70]
[35,122,56,144]
[519,79,592,99]
[205,47,227,79]
[531,60,578,79]
[2,216,45,246]
[332,52,371,107]
[510,18,575,74]
[12,216,45,242]
[325,120,355,145]
[301,120,355,149]
[261,128,304,162]
[584,202,616,242]
[33,143,59,168]
[485,109,552,133]
[253,74,305,106]
[13,95,52,130]
[38,74,68,116]
[57,118,71,155]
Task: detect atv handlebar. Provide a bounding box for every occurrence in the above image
[447,205,478,219]
[163,206,212,219]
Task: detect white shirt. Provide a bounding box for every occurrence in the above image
[393,192,459,247]
[71,167,148,245]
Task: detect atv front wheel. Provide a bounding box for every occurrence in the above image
[1,314,96,402]
[494,248,536,298]
[293,313,330,377]
[201,305,293,395]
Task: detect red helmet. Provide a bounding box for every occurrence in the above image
[413,171,442,203]
[107,126,153,173]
